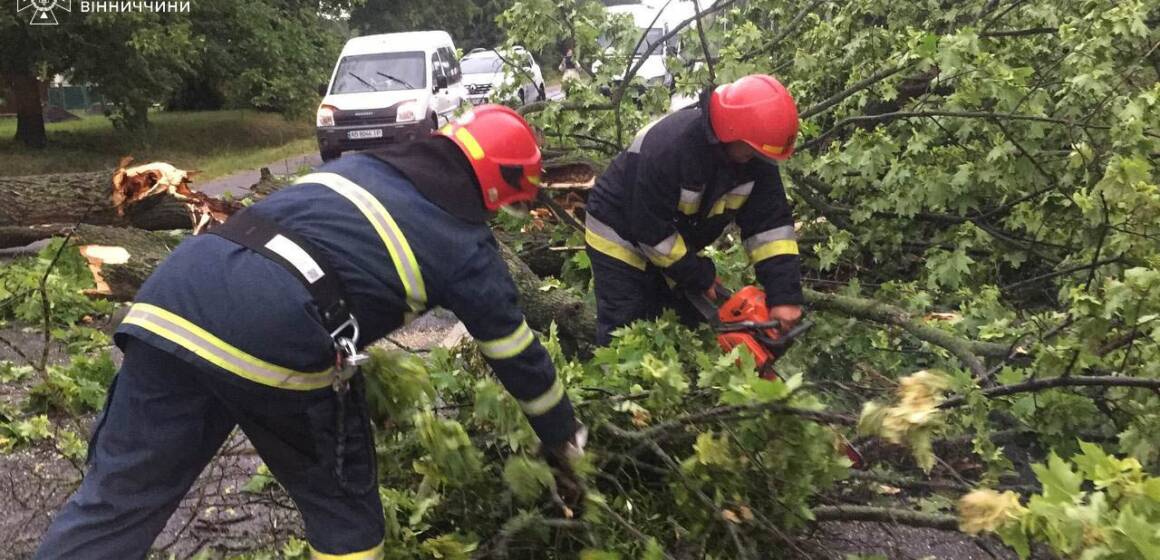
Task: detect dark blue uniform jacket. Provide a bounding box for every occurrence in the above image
[115,153,576,445]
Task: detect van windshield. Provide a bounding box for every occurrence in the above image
[461,55,503,75]
[330,51,426,94]
[635,28,666,56]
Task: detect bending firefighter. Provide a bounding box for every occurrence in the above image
[36,105,586,560]
[585,74,804,344]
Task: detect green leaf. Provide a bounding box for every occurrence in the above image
[503,455,555,504]
[1032,453,1084,505]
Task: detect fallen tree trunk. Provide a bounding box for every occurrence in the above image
[58,223,599,350]
[494,230,568,279]
[0,170,191,234]
[500,242,597,353]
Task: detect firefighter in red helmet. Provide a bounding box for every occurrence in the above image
[36,105,586,560]
[585,74,804,344]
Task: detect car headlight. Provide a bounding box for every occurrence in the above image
[316,105,335,127]
[646,75,666,87]
[396,101,422,123]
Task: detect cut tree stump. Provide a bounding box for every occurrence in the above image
[72,225,184,300]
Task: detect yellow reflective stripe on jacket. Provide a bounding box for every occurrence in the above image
[678,188,702,215]
[478,320,535,359]
[297,172,427,313]
[639,232,688,267]
[707,181,754,216]
[584,214,646,270]
[745,225,798,262]
[122,304,334,391]
[311,542,385,560]
[749,239,799,262]
[520,377,565,416]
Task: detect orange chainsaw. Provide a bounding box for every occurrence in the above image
[688,283,812,381]
[689,282,866,469]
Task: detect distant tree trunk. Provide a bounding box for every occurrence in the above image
[8,72,46,149]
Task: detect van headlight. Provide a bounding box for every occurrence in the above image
[396,101,422,123]
[316,105,335,127]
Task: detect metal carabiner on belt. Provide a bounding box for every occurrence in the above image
[330,315,370,393]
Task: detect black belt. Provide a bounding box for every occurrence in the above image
[209,209,353,336]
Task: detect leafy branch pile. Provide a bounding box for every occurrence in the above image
[2,0,1159,557]
[437,0,1160,557]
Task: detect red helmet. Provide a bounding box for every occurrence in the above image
[436,104,542,211]
[709,74,799,161]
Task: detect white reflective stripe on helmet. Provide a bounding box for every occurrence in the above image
[122,304,335,391]
[296,172,427,313]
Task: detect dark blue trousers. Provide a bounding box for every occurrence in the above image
[35,339,384,559]
[587,247,704,346]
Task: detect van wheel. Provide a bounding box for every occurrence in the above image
[320,149,340,162]
[537,84,546,101]
[431,114,439,130]
[518,88,526,105]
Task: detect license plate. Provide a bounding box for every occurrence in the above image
[469,98,486,106]
[348,129,383,140]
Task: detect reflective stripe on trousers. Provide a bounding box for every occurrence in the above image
[312,542,385,560]
[121,303,335,391]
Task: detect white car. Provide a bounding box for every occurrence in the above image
[461,48,546,106]
[315,31,467,160]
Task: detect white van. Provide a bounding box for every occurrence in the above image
[316,31,466,160]
[602,3,678,88]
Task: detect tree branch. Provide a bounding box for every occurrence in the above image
[800,65,908,120]
[602,401,857,443]
[691,0,715,83]
[979,27,1058,38]
[1001,258,1121,292]
[811,505,959,530]
[801,110,1114,153]
[805,289,1006,379]
[941,375,1160,408]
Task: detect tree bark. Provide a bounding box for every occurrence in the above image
[0,170,191,244]
[8,72,46,149]
[497,241,597,354]
[494,230,568,278]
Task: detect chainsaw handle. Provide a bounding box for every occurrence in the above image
[775,319,814,346]
[717,319,813,343]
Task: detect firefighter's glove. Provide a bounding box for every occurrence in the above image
[768,304,803,331]
[688,255,718,293]
[541,421,588,519]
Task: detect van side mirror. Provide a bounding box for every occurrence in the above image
[435,75,449,90]
[317,84,327,96]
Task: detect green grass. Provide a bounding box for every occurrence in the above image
[0,110,316,180]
